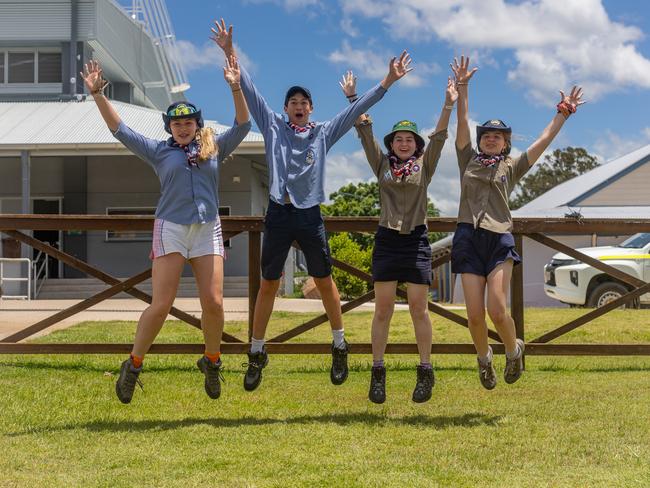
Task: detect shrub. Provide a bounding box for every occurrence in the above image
[328,232,372,300]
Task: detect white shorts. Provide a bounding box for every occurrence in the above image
[151,218,224,260]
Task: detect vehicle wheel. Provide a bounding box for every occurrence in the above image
[587,282,636,309]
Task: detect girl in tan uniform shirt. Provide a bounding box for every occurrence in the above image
[451,56,584,390]
[341,71,457,404]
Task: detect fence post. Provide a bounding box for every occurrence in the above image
[511,234,525,364]
[248,231,261,342]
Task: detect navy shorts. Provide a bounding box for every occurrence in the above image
[451,223,521,277]
[261,200,331,280]
[372,225,432,285]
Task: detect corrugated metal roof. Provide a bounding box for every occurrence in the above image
[513,205,650,219]
[0,99,264,152]
[516,144,650,213]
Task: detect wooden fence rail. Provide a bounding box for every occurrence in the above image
[1,214,650,356]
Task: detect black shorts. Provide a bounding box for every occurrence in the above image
[451,223,521,277]
[372,225,432,285]
[261,200,331,280]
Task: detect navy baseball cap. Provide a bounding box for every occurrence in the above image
[284,86,312,106]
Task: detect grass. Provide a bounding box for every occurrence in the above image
[1,308,650,487]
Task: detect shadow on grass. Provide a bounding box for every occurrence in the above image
[7,412,502,437]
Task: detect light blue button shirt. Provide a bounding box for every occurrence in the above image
[111,119,251,224]
[240,64,387,208]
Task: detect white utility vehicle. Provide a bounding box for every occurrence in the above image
[544,233,650,308]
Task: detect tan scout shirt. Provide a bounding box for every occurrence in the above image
[356,121,448,234]
[456,143,530,233]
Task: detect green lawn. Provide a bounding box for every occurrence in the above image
[1,308,650,487]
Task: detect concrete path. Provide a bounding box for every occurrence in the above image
[0,297,463,341]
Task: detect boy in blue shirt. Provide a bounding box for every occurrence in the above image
[212,19,413,391]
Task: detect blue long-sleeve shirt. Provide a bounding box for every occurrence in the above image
[111,119,251,224]
[239,64,387,208]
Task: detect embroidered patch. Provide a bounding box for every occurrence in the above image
[501,175,507,183]
[306,149,315,165]
[413,164,420,173]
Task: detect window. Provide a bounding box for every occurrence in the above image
[8,52,34,83]
[106,207,156,242]
[0,52,4,83]
[38,52,62,83]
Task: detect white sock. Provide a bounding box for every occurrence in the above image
[332,329,345,349]
[478,346,493,365]
[250,337,266,354]
[506,343,522,360]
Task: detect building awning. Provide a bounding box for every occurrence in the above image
[0,99,264,156]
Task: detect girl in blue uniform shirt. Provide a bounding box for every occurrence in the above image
[82,56,251,403]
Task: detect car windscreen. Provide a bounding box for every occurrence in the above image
[618,233,650,249]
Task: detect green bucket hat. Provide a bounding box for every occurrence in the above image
[383,120,425,152]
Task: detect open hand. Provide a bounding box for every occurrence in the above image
[223,55,240,86]
[386,50,413,84]
[211,18,234,54]
[80,60,107,94]
[339,71,357,98]
[445,76,458,104]
[450,55,477,85]
[559,86,586,109]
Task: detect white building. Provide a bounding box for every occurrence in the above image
[0,0,268,298]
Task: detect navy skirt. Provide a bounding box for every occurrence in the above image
[372,225,432,285]
[451,223,521,277]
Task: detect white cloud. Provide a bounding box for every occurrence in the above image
[173,40,255,74]
[339,0,650,104]
[242,0,321,10]
[324,148,375,200]
[327,40,440,88]
[592,128,650,162]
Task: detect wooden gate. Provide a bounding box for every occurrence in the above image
[1,214,650,355]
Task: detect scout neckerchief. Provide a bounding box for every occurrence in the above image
[388,149,423,179]
[287,121,316,133]
[171,139,200,167]
[475,152,504,168]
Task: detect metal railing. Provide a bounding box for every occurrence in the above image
[32,250,49,299]
[0,257,31,300]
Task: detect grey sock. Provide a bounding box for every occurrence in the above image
[332,328,345,349]
[250,337,265,354]
[505,344,521,360]
[478,346,493,365]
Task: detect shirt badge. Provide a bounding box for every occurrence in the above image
[306,149,315,165]
[413,164,420,173]
[501,175,507,183]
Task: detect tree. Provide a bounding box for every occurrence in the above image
[321,181,444,249]
[510,147,599,210]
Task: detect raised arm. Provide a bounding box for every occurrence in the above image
[423,77,457,174]
[340,71,383,175]
[81,60,120,132]
[211,18,275,133]
[526,86,585,166]
[450,56,477,150]
[223,55,249,125]
[82,60,158,164]
[325,51,413,147]
[216,55,252,160]
[433,76,457,134]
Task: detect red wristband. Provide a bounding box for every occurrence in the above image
[557,101,577,119]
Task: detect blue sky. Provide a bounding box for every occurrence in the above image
[152,0,650,215]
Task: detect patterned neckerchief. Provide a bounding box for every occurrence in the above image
[287,121,316,133]
[387,150,422,179]
[171,140,201,167]
[475,152,504,168]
